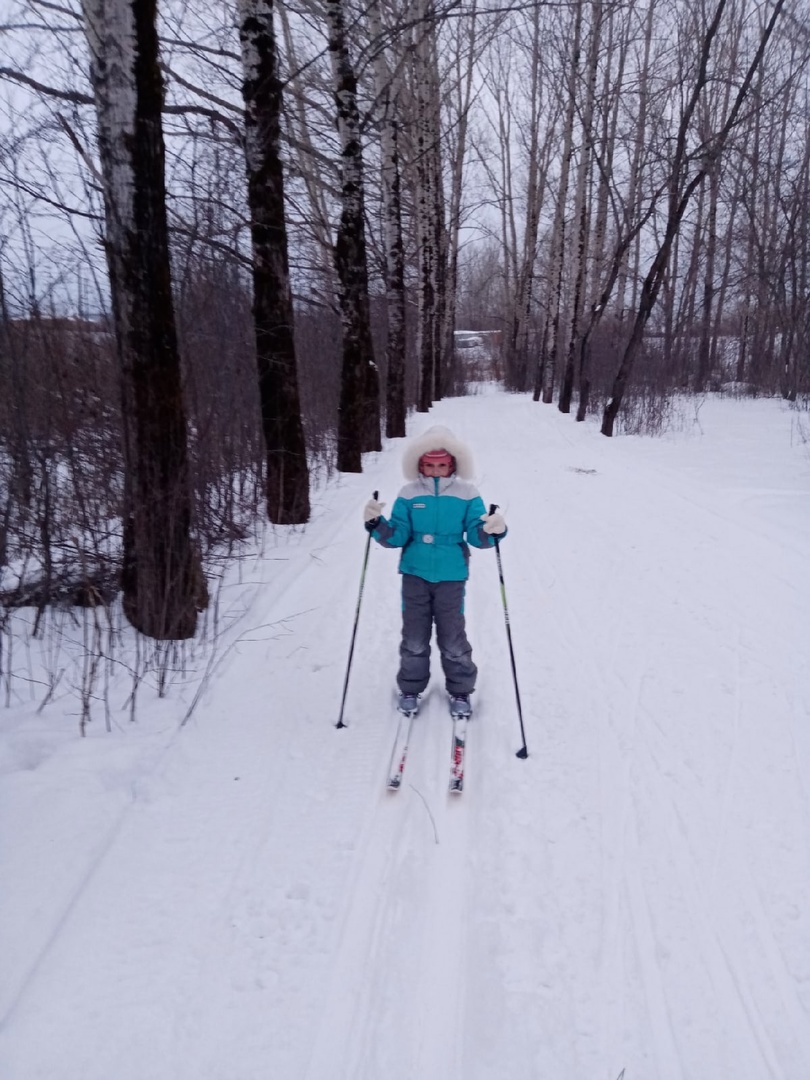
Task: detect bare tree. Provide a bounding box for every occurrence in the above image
[367,0,407,438]
[560,0,604,414]
[601,0,787,436]
[238,0,311,523]
[412,0,442,412]
[613,0,658,322]
[326,0,381,471]
[81,0,204,638]
[441,0,481,390]
[512,16,554,392]
[535,0,584,404]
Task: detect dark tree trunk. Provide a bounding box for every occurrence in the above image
[83,0,204,639]
[601,182,702,436]
[695,171,719,392]
[576,228,642,422]
[326,0,380,472]
[239,0,310,524]
[560,0,602,415]
[540,0,583,406]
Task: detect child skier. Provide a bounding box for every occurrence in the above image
[363,425,506,718]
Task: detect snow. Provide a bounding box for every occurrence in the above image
[1,389,809,1080]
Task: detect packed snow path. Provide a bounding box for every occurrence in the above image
[1,391,809,1079]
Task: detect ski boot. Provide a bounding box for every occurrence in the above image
[449,693,472,719]
[397,691,420,716]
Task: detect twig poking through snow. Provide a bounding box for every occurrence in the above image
[410,784,439,844]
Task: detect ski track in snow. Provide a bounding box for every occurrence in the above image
[1,390,810,1080]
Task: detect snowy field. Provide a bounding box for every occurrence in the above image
[1,389,809,1080]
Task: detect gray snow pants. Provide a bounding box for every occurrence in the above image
[397,573,477,696]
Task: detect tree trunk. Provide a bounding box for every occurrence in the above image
[504,4,549,392]
[695,169,720,391]
[238,0,310,524]
[431,92,447,403]
[383,102,408,438]
[368,2,407,438]
[442,0,478,392]
[674,179,705,384]
[737,63,764,383]
[414,2,438,412]
[326,0,380,471]
[0,261,33,511]
[537,0,583,404]
[560,0,602,414]
[709,164,742,379]
[589,3,625,312]
[615,0,656,320]
[82,0,203,639]
[277,4,338,276]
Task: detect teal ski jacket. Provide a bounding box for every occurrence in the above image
[370,475,504,583]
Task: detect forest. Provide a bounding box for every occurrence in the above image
[1,0,809,650]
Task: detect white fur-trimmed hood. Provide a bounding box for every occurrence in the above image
[402,425,474,480]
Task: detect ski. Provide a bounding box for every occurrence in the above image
[386,708,417,790]
[449,714,468,794]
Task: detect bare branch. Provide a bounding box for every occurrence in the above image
[0,66,92,105]
[161,64,242,116]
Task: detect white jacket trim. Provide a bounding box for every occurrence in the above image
[402,425,474,481]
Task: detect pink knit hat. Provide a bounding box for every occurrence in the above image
[418,448,455,473]
[403,425,472,480]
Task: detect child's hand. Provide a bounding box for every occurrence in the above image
[480,511,506,535]
[364,497,386,523]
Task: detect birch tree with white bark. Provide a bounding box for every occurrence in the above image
[367,0,407,437]
[325,0,381,471]
[81,0,204,639]
[411,0,443,412]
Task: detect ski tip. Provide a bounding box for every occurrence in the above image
[516,746,528,759]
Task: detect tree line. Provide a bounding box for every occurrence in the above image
[0,0,806,641]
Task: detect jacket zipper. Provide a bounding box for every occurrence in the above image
[433,477,440,573]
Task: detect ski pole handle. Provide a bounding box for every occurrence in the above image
[489,503,504,550]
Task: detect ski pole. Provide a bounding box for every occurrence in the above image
[489,504,529,759]
[336,491,378,729]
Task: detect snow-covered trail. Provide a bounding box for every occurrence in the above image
[1,391,809,1080]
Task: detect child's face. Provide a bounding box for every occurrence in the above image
[420,460,452,477]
